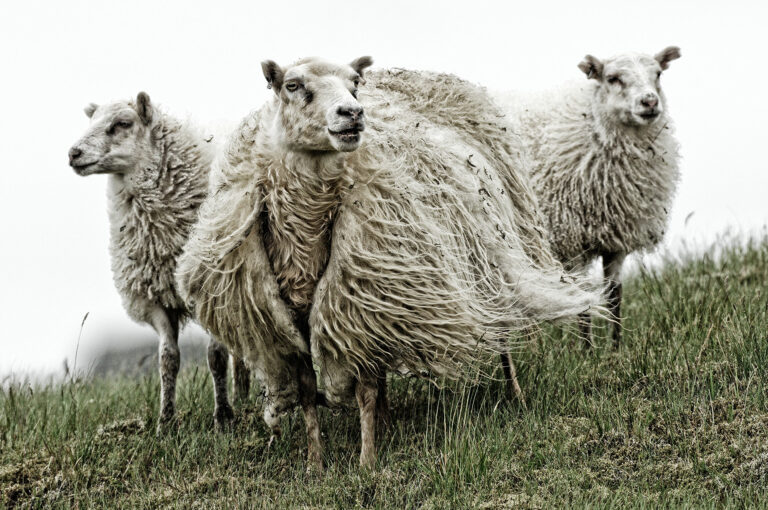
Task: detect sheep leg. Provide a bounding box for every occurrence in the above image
[578,312,592,347]
[603,253,626,346]
[500,353,526,409]
[356,377,379,469]
[207,339,235,430]
[149,307,180,434]
[376,375,391,431]
[232,356,251,403]
[297,354,324,472]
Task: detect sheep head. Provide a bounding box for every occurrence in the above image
[261,56,373,153]
[68,92,157,176]
[579,47,681,127]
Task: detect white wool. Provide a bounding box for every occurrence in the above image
[177,66,603,422]
[493,64,680,270]
[70,95,243,429]
[105,110,214,323]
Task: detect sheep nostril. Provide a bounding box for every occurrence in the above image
[642,96,659,108]
[337,105,363,120]
[69,147,82,162]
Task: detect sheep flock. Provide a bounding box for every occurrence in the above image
[68,47,681,469]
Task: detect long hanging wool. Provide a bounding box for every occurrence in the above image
[177,65,602,417]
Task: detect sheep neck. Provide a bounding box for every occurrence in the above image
[261,150,348,315]
[590,100,670,153]
[109,116,209,207]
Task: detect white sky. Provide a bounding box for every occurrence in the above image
[1,0,766,376]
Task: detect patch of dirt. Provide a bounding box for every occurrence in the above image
[0,455,66,508]
[95,417,146,441]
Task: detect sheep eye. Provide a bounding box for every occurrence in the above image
[108,120,133,135]
[656,71,662,79]
[285,82,299,92]
[353,78,360,87]
[607,76,623,86]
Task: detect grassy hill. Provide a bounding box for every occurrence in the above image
[3,239,768,508]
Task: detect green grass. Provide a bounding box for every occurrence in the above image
[3,238,768,508]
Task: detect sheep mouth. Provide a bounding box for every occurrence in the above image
[328,126,363,143]
[70,161,99,175]
[638,110,660,121]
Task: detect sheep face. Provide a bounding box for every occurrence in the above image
[261,56,373,153]
[68,92,155,176]
[579,47,680,127]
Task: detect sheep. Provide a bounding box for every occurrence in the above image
[494,47,682,345]
[67,92,250,432]
[177,56,602,468]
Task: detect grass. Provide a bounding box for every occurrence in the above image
[3,238,768,508]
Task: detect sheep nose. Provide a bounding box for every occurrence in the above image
[69,147,82,163]
[641,95,659,108]
[337,104,364,122]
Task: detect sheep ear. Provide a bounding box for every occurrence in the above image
[84,103,98,118]
[350,56,373,84]
[655,46,681,70]
[578,55,603,80]
[136,92,152,125]
[261,60,284,94]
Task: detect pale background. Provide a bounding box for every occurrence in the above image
[1,0,766,377]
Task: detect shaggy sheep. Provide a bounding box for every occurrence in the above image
[68,93,250,432]
[494,47,682,345]
[178,57,601,468]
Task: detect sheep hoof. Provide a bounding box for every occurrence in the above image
[359,452,376,470]
[306,451,324,474]
[266,429,280,452]
[214,404,235,431]
[155,414,178,436]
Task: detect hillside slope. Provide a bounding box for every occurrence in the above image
[2,238,768,508]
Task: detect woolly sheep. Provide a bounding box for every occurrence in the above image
[494,47,682,345]
[68,93,250,432]
[177,57,601,468]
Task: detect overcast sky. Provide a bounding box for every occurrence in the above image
[1,0,766,377]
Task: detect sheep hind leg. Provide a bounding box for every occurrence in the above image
[500,353,526,409]
[376,375,391,431]
[578,312,592,348]
[603,253,626,347]
[357,377,379,469]
[232,356,251,404]
[207,339,234,430]
[297,354,324,472]
[150,307,180,434]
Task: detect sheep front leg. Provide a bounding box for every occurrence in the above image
[356,377,379,469]
[149,307,180,434]
[233,356,251,403]
[603,253,626,346]
[207,339,235,430]
[297,354,324,472]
